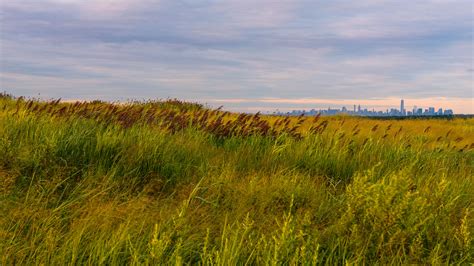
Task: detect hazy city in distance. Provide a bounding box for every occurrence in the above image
[278,99,455,117]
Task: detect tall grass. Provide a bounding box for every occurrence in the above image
[1,94,473,264]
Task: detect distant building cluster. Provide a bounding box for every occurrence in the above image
[279,99,454,117]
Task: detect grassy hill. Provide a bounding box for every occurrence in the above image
[1,94,473,264]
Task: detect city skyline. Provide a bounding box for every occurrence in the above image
[276,99,456,117]
[195,97,472,114]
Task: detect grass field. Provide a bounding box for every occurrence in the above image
[1,94,473,264]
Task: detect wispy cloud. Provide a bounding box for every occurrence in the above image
[1,0,472,113]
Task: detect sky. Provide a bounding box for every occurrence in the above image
[1,0,473,113]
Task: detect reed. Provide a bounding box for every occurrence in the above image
[0,96,473,265]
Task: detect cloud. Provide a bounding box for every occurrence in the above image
[208,0,299,28]
[1,0,472,113]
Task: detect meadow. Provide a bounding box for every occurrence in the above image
[0,93,473,264]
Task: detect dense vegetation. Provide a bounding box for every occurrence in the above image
[1,94,473,264]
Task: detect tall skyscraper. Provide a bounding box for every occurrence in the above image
[400,99,405,115]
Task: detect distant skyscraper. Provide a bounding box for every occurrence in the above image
[400,99,405,115]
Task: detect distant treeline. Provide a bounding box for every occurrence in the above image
[367,114,474,120]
